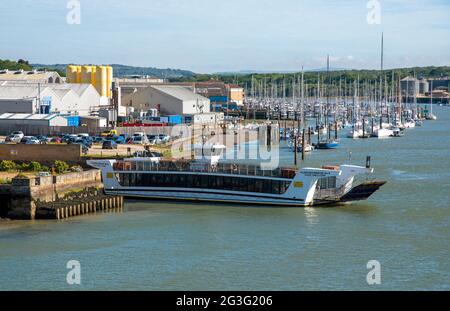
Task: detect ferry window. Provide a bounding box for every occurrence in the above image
[318,177,336,189]
[135,173,143,186]
[187,174,194,187]
[223,177,232,190]
[178,174,187,185]
[272,180,280,194]
[254,180,263,193]
[215,176,223,188]
[247,179,256,193]
[200,175,209,188]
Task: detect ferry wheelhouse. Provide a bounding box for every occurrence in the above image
[87,148,385,207]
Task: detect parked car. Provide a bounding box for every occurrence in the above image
[36,135,48,144]
[22,136,40,144]
[37,172,51,177]
[70,141,89,154]
[50,137,62,143]
[93,136,105,144]
[133,132,145,137]
[101,130,118,137]
[102,140,118,149]
[158,134,171,143]
[113,135,126,144]
[5,134,22,143]
[147,135,162,145]
[10,131,24,140]
[131,136,143,145]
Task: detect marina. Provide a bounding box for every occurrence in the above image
[0,106,448,290]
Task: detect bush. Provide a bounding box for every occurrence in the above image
[0,160,16,172]
[54,161,69,174]
[41,166,50,172]
[28,161,42,172]
[18,163,30,171]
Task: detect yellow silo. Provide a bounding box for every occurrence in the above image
[91,66,97,89]
[95,66,108,97]
[106,66,113,98]
[81,65,94,84]
[66,65,81,83]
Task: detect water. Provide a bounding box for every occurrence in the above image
[0,107,449,290]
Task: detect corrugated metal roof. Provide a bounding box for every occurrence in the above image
[0,70,60,81]
[0,113,60,120]
[151,85,209,101]
[0,86,41,99]
[51,83,92,96]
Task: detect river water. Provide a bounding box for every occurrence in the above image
[0,106,449,290]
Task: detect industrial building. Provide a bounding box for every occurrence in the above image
[400,77,431,96]
[169,80,245,110]
[0,84,107,116]
[226,84,245,106]
[121,85,211,115]
[0,113,68,127]
[0,69,62,84]
[66,65,113,98]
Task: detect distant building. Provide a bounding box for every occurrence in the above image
[428,78,449,92]
[226,84,245,106]
[169,80,244,110]
[121,85,210,115]
[0,69,62,84]
[400,76,420,97]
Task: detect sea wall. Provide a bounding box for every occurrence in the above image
[0,170,109,220]
[0,144,82,165]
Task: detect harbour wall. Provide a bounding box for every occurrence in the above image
[0,170,122,220]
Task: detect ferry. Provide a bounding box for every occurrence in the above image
[87,148,385,207]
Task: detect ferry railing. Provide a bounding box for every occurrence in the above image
[118,160,288,179]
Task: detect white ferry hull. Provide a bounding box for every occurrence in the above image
[105,188,310,207]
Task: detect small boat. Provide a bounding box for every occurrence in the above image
[292,144,314,153]
[373,128,393,138]
[390,128,405,137]
[426,114,437,121]
[288,138,314,152]
[415,120,423,127]
[403,120,416,129]
[347,128,363,139]
[314,140,339,149]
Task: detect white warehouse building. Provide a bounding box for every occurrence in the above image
[0,83,108,116]
[0,113,68,127]
[121,85,210,115]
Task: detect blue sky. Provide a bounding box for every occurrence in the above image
[1,0,449,73]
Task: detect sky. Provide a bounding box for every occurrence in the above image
[0,0,449,73]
